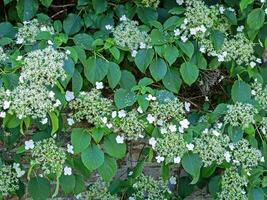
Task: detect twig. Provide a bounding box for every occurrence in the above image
[51,9,67,19]
[50,3,75,8]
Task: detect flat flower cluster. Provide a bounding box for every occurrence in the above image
[251,80,267,109]
[140,0,160,8]
[0,47,8,65]
[16,19,54,44]
[0,165,19,196]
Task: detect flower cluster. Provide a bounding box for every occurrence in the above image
[131,174,171,200]
[79,178,119,200]
[224,102,258,128]
[230,139,263,171]
[0,165,19,196]
[140,0,160,8]
[260,117,267,138]
[194,126,230,167]
[112,18,151,51]
[149,129,187,164]
[16,19,54,44]
[31,138,66,176]
[69,89,114,125]
[0,47,8,65]
[218,168,248,200]
[20,46,67,86]
[0,88,12,118]
[251,80,267,110]
[8,84,60,120]
[111,109,147,141]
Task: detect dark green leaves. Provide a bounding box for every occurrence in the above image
[73,33,94,50]
[180,62,199,86]
[114,88,136,109]
[177,41,194,58]
[28,177,50,200]
[81,145,104,171]
[247,8,265,30]
[210,30,225,51]
[107,62,121,89]
[39,0,53,7]
[84,57,109,84]
[92,0,107,14]
[71,128,91,153]
[149,58,167,81]
[231,80,251,103]
[16,0,39,21]
[0,22,16,38]
[134,49,154,73]
[182,153,202,184]
[63,14,83,36]
[103,134,126,159]
[98,156,117,181]
[162,67,182,93]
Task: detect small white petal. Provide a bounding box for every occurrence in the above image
[116,135,124,144]
[186,143,194,151]
[95,81,104,89]
[25,140,35,150]
[65,91,75,102]
[64,166,72,176]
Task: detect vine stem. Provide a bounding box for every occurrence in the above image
[52,175,60,198]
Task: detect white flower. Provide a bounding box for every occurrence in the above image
[218,54,225,62]
[186,143,194,151]
[129,197,135,200]
[101,117,108,124]
[131,50,138,57]
[40,26,48,32]
[160,128,167,134]
[25,140,35,150]
[174,156,181,164]
[184,102,191,112]
[41,118,48,124]
[251,90,256,96]
[199,25,207,33]
[3,100,11,110]
[116,135,124,144]
[138,134,144,138]
[105,24,113,30]
[139,42,146,49]
[48,91,55,98]
[157,119,164,126]
[128,171,133,176]
[0,112,6,118]
[169,176,177,185]
[174,29,181,36]
[178,126,184,133]
[265,8,267,14]
[146,94,156,101]
[13,163,25,178]
[250,61,256,68]
[229,143,235,150]
[106,123,113,129]
[212,130,220,137]
[66,49,71,55]
[67,144,74,154]
[53,99,61,107]
[67,118,75,126]
[256,58,262,64]
[95,81,104,89]
[247,171,251,176]
[111,111,117,118]
[47,40,53,45]
[137,106,143,113]
[64,166,72,175]
[176,0,184,5]
[65,91,75,102]
[224,151,231,162]
[155,155,165,163]
[261,156,265,162]
[228,7,235,12]
[237,25,244,32]
[120,15,127,21]
[16,38,24,44]
[260,0,266,3]
[149,137,157,149]
[181,35,188,42]
[219,6,225,14]
[199,46,206,53]
[16,56,23,61]
[118,110,126,118]
[168,124,177,132]
[179,119,190,129]
[146,114,156,124]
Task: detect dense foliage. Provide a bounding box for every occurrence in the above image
[0,0,267,199]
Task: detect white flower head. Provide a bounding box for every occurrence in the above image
[48,91,55,98]
[157,119,164,126]
[41,118,48,125]
[224,151,231,162]
[219,6,225,14]
[66,49,71,55]
[178,126,184,133]
[265,8,267,15]
[261,156,265,162]
[47,40,53,45]
[160,127,167,134]
[0,112,6,118]
[212,130,220,137]
[181,35,188,43]
[116,135,124,144]
[146,94,156,101]
[139,42,146,49]
[137,106,143,113]
[120,15,127,21]
[16,56,23,61]
[168,124,177,132]
[25,140,35,150]
[95,81,104,89]
[3,100,11,110]
[106,123,113,129]
[176,0,184,5]
[186,143,194,151]
[131,50,138,57]
[169,176,177,185]
[129,197,135,200]
[67,118,75,126]
[65,91,75,102]
[149,137,157,149]
[101,116,108,124]
[146,114,156,124]
[155,155,165,163]
[237,25,244,32]
[111,111,117,118]
[67,144,74,154]
[64,166,72,176]
[174,29,181,36]
[105,24,113,30]
[174,156,181,164]
[179,119,190,129]
[199,46,206,53]
[184,102,191,112]
[256,58,262,64]
[250,61,256,68]
[118,110,126,118]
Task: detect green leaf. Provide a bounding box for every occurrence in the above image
[28,177,50,200]
[91,127,104,143]
[231,80,251,103]
[180,62,199,86]
[150,29,168,45]
[40,0,53,7]
[164,45,179,65]
[0,22,16,38]
[134,49,154,73]
[107,62,121,89]
[240,0,254,11]
[81,145,104,171]
[114,88,136,109]
[247,8,265,30]
[109,47,120,60]
[98,156,117,181]
[162,67,182,94]
[73,33,94,50]
[182,153,202,184]
[3,114,20,128]
[136,7,158,23]
[210,30,225,51]
[72,70,83,95]
[177,41,194,58]
[71,128,91,153]
[149,58,167,81]
[63,14,83,36]
[228,126,243,143]
[16,0,39,21]
[248,188,265,200]
[120,70,137,90]
[208,175,221,197]
[49,112,59,135]
[92,0,107,14]
[224,9,237,25]
[103,134,126,159]
[84,57,109,84]
[60,175,76,194]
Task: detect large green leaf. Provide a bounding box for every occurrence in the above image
[114,88,136,109]
[162,67,182,94]
[92,0,107,13]
[103,134,126,159]
[71,128,91,153]
[177,41,194,58]
[98,155,117,181]
[28,177,50,200]
[107,62,121,89]
[248,188,265,200]
[231,80,251,103]
[134,49,154,73]
[180,62,199,86]
[164,45,180,65]
[63,14,83,36]
[39,0,52,7]
[60,175,76,194]
[182,153,202,184]
[84,57,109,84]
[0,22,16,38]
[72,70,83,95]
[81,145,104,171]
[210,30,225,51]
[247,8,265,30]
[16,0,39,21]
[149,58,167,81]
[73,33,94,50]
